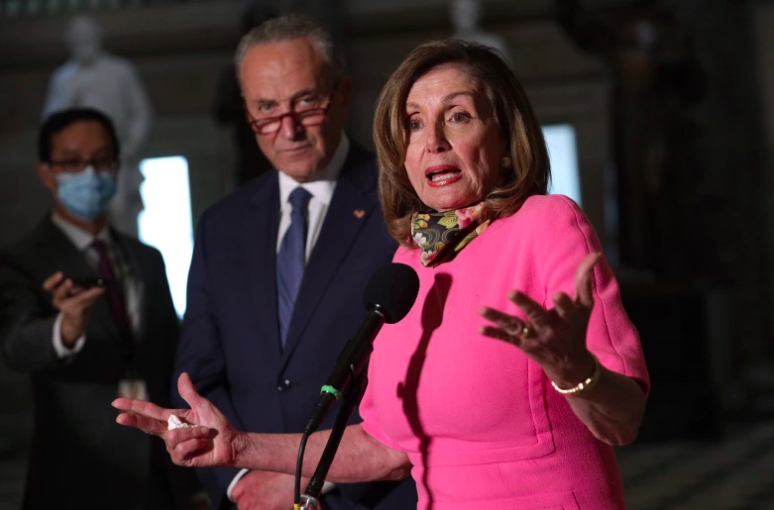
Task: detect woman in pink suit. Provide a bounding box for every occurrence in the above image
[114,40,648,510]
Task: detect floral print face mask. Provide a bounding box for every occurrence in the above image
[410,202,491,267]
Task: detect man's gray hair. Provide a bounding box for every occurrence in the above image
[234,14,345,82]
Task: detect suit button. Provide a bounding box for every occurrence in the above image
[283,379,292,389]
[277,385,283,392]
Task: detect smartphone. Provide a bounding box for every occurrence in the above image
[70,277,111,288]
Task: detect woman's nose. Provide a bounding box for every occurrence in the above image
[425,120,450,153]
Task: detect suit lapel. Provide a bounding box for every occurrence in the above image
[246,172,283,363]
[280,145,377,365]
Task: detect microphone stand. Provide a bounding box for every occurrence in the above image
[297,371,369,510]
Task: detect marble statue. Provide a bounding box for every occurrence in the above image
[450,0,512,66]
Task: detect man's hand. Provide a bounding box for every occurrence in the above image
[232,470,298,510]
[43,271,105,346]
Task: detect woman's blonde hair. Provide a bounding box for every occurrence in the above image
[374,40,550,246]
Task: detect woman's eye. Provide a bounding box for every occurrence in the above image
[450,112,470,123]
[407,119,422,132]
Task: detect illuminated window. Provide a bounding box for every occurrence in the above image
[542,124,581,207]
[138,156,194,318]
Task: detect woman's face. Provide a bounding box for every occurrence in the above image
[403,64,506,212]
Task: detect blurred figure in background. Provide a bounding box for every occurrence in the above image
[43,14,153,238]
[0,108,202,510]
[450,0,512,66]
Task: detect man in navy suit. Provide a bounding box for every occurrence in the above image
[172,14,417,510]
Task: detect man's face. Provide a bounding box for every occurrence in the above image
[239,38,351,182]
[38,120,117,194]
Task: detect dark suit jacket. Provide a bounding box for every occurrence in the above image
[173,143,417,509]
[0,217,201,510]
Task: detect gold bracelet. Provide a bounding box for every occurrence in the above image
[550,354,601,396]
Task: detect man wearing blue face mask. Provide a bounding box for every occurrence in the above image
[0,108,205,510]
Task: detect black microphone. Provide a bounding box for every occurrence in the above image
[304,263,419,434]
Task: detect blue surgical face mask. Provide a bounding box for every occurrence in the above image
[55,165,117,221]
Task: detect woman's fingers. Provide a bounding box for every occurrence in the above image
[113,397,174,422]
[177,372,209,411]
[167,426,210,447]
[574,252,602,308]
[174,438,211,465]
[168,428,211,465]
[479,324,523,347]
[479,306,527,336]
[552,292,574,319]
[508,290,549,327]
[115,410,168,437]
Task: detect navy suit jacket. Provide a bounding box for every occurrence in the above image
[173,143,417,509]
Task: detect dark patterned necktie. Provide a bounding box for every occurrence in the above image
[276,187,312,349]
[91,239,133,354]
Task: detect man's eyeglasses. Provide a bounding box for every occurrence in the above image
[48,156,119,173]
[243,82,339,135]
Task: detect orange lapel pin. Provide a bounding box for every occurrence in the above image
[353,209,365,219]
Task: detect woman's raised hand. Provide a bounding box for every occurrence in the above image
[112,372,239,468]
[479,252,601,388]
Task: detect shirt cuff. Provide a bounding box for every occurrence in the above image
[52,313,86,358]
[227,468,251,503]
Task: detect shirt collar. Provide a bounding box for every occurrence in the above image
[278,133,349,209]
[51,212,111,251]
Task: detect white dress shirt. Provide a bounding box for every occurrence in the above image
[276,133,349,260]
[227,134,349,502]
[50,213,141,358]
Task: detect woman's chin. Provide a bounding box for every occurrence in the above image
[424,193,482,213]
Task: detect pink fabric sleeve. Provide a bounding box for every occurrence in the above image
[535,195,650,395]
[358,371,404,451]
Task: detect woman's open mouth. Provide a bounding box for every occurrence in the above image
[426,166,462,187]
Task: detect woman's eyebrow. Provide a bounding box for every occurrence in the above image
[441,91,475,103]
[405,91,475,110]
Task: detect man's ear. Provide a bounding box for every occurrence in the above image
[37,162,57,193]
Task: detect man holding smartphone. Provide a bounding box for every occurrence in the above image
[0,108,204,510]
